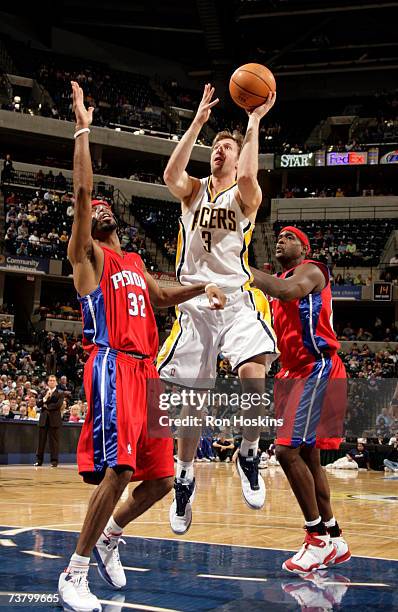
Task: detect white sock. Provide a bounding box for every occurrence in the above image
[324,516,336,528]
[240,438,259,458]
[176,459,194,483]
[305,516,322,527]
[68,552,90,573]
[104,516,123,536]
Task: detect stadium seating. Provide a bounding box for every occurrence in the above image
[3,187,157,269]
[273,219,398,267]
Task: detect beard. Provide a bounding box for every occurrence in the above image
[91,217,118,237]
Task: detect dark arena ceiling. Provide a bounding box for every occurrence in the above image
[2,0,398,77]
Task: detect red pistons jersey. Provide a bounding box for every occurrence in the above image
[271,260,340,371]
[78,246,158,360]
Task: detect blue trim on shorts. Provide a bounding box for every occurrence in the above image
[91,349,118,470]
[291,357,332,447]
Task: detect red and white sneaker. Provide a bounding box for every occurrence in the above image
[282,531,337,574]
[322,532,351,567]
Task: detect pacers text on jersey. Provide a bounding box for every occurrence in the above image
[191,206,237,231]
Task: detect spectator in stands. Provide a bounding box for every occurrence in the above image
[55,171,67,191]
[16,402,28,420]
[384,440,398,472]
[1,400,14,419]
[46,170,55,188]
[376,407,393,430]
[16,243,28,257]
[346,240,357,256]
[58,375,73,399]
[347,442,370,470]
[43,331,60,374]
[2,154,14,183]
[196,435,215,462]
[27,396,38,419]
[69,404,81,423]
[36,169,45,187]
[353,273,365,286]
[213,435,236,462]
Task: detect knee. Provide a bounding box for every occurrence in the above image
[144,476,174,502]
[104,466,133,493]
[275,445,293,467]
[238,362,266,390]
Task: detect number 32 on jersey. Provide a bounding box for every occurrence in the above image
[128,292,146,317]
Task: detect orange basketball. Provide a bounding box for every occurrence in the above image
[229,63,276,111]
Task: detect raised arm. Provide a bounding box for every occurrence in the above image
[163,84,219,205]
[67,81,95,264]
[237,92,276,216]
[250,262,326,301]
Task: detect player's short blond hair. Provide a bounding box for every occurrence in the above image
[212,130,244,156]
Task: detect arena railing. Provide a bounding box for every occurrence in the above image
[274,205,398,221]
[1,170,114,198]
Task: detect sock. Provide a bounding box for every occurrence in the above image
[305,517,327,535]
[325,517,341,537]
[67,552,90,573]
[240,438,259,458]
[104,516,123,536]
[176,459,194,483]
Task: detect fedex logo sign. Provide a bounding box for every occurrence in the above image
[327,151,367,165]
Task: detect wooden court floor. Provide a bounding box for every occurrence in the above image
[0,463,397,560]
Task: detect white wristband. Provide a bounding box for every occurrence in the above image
[205,283,218,292]
[74,127,90,139]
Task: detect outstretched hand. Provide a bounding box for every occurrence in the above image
[247,91,277,120]
[194,83,219,126]
[71,80,94,129]
[206,284,226,310]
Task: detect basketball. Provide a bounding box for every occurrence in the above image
[229,63,276,111]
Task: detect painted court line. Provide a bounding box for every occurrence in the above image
[0,539,16,547]
[98,600,181,612]
[0,524,397,563]
[21,550,62,559]
[324,581,390,588]
[198,574,267,582]
[0,523,81,535]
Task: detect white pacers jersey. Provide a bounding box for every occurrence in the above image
[176,177,254,289]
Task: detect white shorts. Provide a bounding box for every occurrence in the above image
[157,288,279,387]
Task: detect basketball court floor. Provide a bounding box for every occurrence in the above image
[0,463,397,610]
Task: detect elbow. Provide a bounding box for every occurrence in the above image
[153,289,166,308]
[278,287,294,302]
[163,167,174,186]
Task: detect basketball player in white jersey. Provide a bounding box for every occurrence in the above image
[158,83,279,533]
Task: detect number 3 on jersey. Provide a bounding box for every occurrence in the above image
[202,230,212,253]
[128,292,146,317]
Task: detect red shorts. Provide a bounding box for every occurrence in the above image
[78,347,174,483]
[274,354,347,450]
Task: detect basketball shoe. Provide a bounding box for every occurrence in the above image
[322,527,351,567]
[58,567,101,611]
[282,530,337,573]
[236,451,266,509]
[169,478,196,534]
[94,531,126,589]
